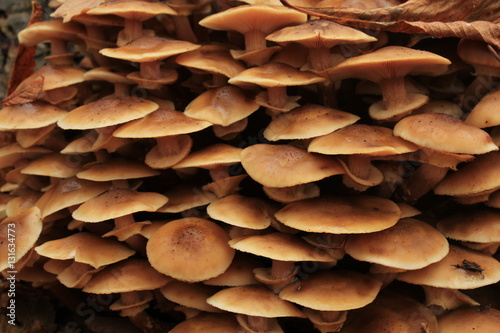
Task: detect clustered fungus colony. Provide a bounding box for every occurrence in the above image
[1,0,500,332]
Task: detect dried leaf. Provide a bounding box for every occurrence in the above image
[280,0,500,49]
[2,75,44,106]
[6,1,42,95]
[51,0,106,23]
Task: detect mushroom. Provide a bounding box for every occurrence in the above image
[437,306,500,333]
[169,313,239,333]
[465,88,500,128]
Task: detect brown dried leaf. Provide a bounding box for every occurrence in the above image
[51,0,106,23]
[280,0,500,49]
[6,1,42,96]
[2,75,44,106]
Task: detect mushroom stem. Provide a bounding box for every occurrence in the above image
[209,165,230,182]
[319,310,343,323]
[244,30,267,52]
[122,19,143,45]
[270,260,295,280]
[398,163,448,203]
[267,86,288,110]
[50,38,68,55]
[114,82,131,97]
[115,214,135,229]
[308,47,333,72]
[347,154,372,180]
[141,60,161,80]
[86,25,106,41]
[378,76,409,110]
[247,315,270,332]
[173,15,198,43]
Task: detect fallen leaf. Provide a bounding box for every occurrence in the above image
[51,0,106,23]
[279,0,500,49]
[2,75,44,106]
[5,1,42,96]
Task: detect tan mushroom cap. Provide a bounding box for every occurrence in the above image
[83,258,171,294]
[11,65,86,93]
[309,124,418,156]
[240,144,344,188]
[35,177,110,219]
[113,109,211,138]
[457,39,500,76]
[0,144,50,169]
[204,254,261,287]
[275,195,401,234]
[0,102,67,130]
[264,104,360,141]
[17,19,84,46]
[58,96,159,130]
[158,185,217,213]
[229,232,337,263]
[35,232,135,268]
[83,66,134,84]
[434,152,500,196]
[20,153,83,178]
[436,208,500,243]
[393,113,498,154]
[345,218,449,270]
[77,158,160,182]
[465,89,500,128]
[169,313,239,333]
[397,245,500,289]
[263,183,320,203]
[87,0,176,20]
[437,306,500,333]
[72,188,168,222]
[207,194,277,230]
[172,143,242,170]
[229,62,325,88]
[184,86,260,127]
[0,207,42,271]
[486,189,500,208]
[280,270,382,312]
[146,217,235,282]
[160,280,222,312]
[207,284,305,318]
[100,36,200,62]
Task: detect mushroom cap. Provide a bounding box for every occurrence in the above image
[434,152,500,196]
[397,245,500,289]
[199,4,307,35]
[207,194,276,230]
[17,19,84,46]
[457,39,500,76]
[326,46,451,82]
[86,0,177,20]
[203,254,261,287]
[0,102,67,130]
[0,144,50,169]
[20,153,83,178]
[436,208,500,243]
[229,62,325,88]
[160,280,222,312]
[345,218,449,270]
[206,284,305,318]
[184,86,260,127]
[35,232,135,268]
[229,232,337,262]
[77,158,160,182]
[146,217,235,282]
[275,195,401,234]
[279,270,382,311]
[172,143,242,169]
[465,89,500,128]
[12,65,86,93]
[437,306,500,333]
[309,124,418,156]
[83,66,134,84]
[72,188,168,222]
[0,207,42,271]
[113,109,211,138]
[266,19,377,48]
[393,113,498,154]
[169,313,239,333]
[240,143,344,188]
[264,104,360,141]
[83,258,171,294]
[100,36,200,62]
[263,183,320,203]
[158,185,216,214]
[57,96,159,130]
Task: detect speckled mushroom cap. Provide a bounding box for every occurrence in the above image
[207,284,305,318]
[172,143,242,170]
[345,218,449,270]
[436,208,500,244]
[83,258,171,294]
[160,280,223,313]
[275,195,401,234]
[72,188,168,222]
[169,313,239,333]
[146,217,235,282]
[35,232,135,268]
[437,306,500,333]
[229,232,337,263]
[0,207,42,271]
[279,270,382,311]
[57,96,159,130]
[240,143,344,188]
[397,244,500,289]
[434,152,500,197]
[0,102,67,130]
[393,113,498,154]
[86,0,177,20]
[465,89,500,128]
[264,104,360,141]
[76,158,160,182]
[11,64,86,93]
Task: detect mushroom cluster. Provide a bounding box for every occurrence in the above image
[1,0,499,332]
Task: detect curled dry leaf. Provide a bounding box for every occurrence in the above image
[2,75,44,106]
[280,0,500,50]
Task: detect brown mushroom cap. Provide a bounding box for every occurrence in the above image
[240,143,344,188]
[457,39,500,76]
[77,158,160,182]
[397,245,500,289]
[437,306,500,333]
[275,195,401,233]
[0,102,67,130]
[160,280,222,313]
[146,217,235,282]
[169,313,239,333]
[86,1,177,20]
[20,153,83,178]
[203,254,261,287]
[393,113,498,154]
[157,185,217,214]
[279,270,382,311]
[17,19,84,46]
[345,218,449,270]
[172,143,242,170]
[83,258,171,294]
[465,89,500,128]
